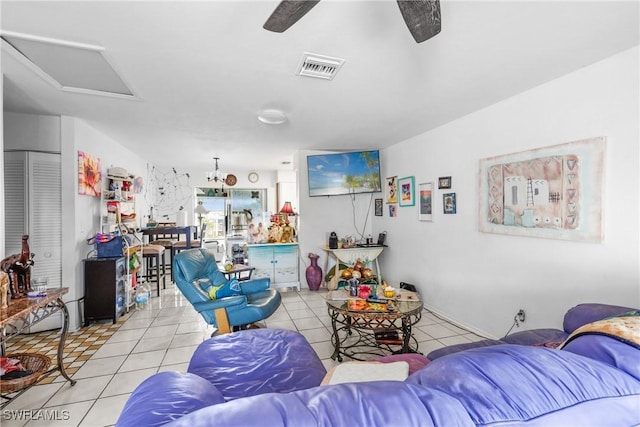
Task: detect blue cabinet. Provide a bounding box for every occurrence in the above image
[248,243,300,291]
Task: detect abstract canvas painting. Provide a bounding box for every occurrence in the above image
[478,137,605,242]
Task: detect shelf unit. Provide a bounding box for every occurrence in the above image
[101,175,138,234]
[99,173,143,311]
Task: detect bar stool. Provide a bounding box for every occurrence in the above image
[147,223,179,281]
[171,223,207,280]
[134,244,166,296]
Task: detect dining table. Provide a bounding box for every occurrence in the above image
[141,225,198,247]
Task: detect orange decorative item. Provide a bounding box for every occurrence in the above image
[340,268,353,280]
[353,259,365,272]
[348,299,367,311]
[362,268,375,280]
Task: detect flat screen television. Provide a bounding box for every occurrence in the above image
[307,150,381,197]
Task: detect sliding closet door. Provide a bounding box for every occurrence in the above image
[28,151,62,288]
[4,151,62,332]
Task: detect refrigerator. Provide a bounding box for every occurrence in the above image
[196,188,267,265]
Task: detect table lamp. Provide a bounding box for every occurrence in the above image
[194,203,209,233]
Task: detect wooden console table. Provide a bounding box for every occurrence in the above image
[1,288,76,404]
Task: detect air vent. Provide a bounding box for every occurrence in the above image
[297,52,345,80]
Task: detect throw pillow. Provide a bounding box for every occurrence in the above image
[208,278,242,300]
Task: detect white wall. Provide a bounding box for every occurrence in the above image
[2,112,61,262]
[373,47,639,338]
[0,80,4,258]
[298,47,639,338]
[2,113,154,329]
[296,150,378,284]
[148,166,280,227]
[4,112,60,152]
[62,117,151,328]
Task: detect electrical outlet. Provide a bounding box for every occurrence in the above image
[517,309,526,323]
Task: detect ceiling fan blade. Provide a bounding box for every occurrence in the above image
[263,0,321,33]
[396,0,442,43]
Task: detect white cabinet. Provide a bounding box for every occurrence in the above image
[247,243,300,290]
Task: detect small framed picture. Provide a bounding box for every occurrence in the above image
[398,176,415,207]
[386,176,398,203]
[374,198,383,216]
[438,176,452,189]
[443,193,457,214]
[418,182,433,221]
[389,204,397,217]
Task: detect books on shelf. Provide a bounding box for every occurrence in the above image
[374,328,403,345]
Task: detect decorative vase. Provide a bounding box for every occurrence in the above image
[306,253,322,291]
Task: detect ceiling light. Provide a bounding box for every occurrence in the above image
[258,109,287,125]
[206,157,226,183]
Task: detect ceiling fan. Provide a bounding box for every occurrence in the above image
[263,0,441,43]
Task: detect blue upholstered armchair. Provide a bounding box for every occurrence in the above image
[173,248,281,332]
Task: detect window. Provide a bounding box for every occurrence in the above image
[195,188,266,240]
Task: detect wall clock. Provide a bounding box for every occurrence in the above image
[248,172,259,183]
[225,174,237,186]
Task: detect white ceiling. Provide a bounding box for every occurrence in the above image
[2,1,638,172]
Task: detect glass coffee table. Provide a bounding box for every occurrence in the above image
[325,290,423,362]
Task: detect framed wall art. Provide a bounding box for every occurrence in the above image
[398,176,415,207]
[443,193,457,214]
[438,176,452,189]
[418,182,433,221]
[78,150,102,197]
[389,204,397,217]
[478,136,605,242]
[374,198,383,216]
[386,176,398,203]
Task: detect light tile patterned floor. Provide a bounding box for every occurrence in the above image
[1,284,482,427]
[4,319,127,386]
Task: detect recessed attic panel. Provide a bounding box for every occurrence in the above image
[2,33,134,96]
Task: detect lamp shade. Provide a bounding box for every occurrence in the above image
[279,201,294,215]
[195,204,208,215]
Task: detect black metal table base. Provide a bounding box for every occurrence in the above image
[329,309,421,362]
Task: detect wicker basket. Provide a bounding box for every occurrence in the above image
[1,353,51,393]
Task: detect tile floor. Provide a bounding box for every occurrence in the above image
[1,283,483,427]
